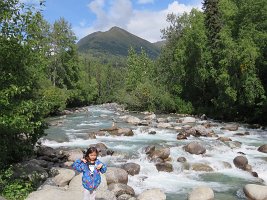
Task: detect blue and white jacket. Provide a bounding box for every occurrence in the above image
[72,159,107,191]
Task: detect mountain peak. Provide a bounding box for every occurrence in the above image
[77,27,160,58]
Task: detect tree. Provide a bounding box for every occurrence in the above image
[0,0,48,167]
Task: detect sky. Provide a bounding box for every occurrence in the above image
[23,0,202,42]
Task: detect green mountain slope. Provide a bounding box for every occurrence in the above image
[77,26,161,59]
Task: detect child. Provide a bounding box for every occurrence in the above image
[72,146,107,200]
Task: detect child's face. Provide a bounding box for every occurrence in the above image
[87,152,97,162]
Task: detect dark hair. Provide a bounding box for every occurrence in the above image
[84,146,99,159]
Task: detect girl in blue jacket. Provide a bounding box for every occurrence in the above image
[72,146,107,200]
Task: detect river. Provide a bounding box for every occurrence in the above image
[40,104,267,200]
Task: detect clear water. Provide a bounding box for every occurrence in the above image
[41,105,267,200]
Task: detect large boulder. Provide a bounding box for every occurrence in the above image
[126,116,141,125]
[180,117,196,124]
[105,167,128,185]
[155,163,173,172]
[150,148,170,160]
[224,124,239,131]
[0,196,6,200]
[26,173,116,200]
[258,144,267,153]
[157,123,172,129]
[122,163,140,176]
[191,125,210,137]
[143,145,155,155]
[108,183,135,197]
[52,168,75,187]
[100,127,134,136]
[144,114,156,120]
[117,128,134,136]
[233,156,248,170]
[184,142,206,155]
[188,186,214,200]
[243,184,267,200]
[217,137,232,142]
[137,189,166,200]
[13,161,48,187]
[191,163,213,172]
[66,149,83,162]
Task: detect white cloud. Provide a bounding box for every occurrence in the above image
[74,0,201,42]
[137,0,154,4]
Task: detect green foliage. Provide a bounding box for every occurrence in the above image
[0,0,48,167]
[0,167,34,200]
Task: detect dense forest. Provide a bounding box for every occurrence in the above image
[0,0,266,198]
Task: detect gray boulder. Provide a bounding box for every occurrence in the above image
[150,148,170,160]
[105,167,128,185]
[243,184,267,200]
[155,162,173,172]
[122,163,140,176]
[258,144,267,153]
[188,186,214,200]
[52,168,75,187]
[137,189,166,200]
[108,183,135,197]
[191,163,213,172]
[184,142,206,155]
[233,156,248,170]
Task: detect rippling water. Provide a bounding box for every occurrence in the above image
[41,105,267,200]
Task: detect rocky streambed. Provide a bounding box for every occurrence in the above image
[18,104,267,200]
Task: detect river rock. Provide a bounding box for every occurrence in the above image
[106,167,128,185]
[184,142,206,155]
[118,194,136,200]
[53,168,75,187]
[191,125,210,137]
[157,118,168,123]
[226,141,242,149]
[144,145,155,155]
[137,188,166,200]
[191,163,213,172]
[233,156,248,170]
[66,149,83,161]
[26,173,116,200]
[188,186,214,200]
[13,161,49,187]
[243,184,267,200]
[148,131,157,135]
[217,137,232,142]
[222,161,232,169]
[157,123,172,129]
[177,133,187,140]
[155,162,173,172]
[126,116,141,125]
[258,144,267,153]
[122,163,140,176]
[224,124,239,131]
[144,114,156,120]
[177,157,187,163]
[180,117,196,124]
[150,148,170,160]
[117,128,134,136]
[108,183,135,197]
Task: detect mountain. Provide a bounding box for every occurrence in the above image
[77,26,161,59]
[153,40,166,48]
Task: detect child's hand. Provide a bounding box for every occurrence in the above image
[81,158,87,163]
[96,163,103,170]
